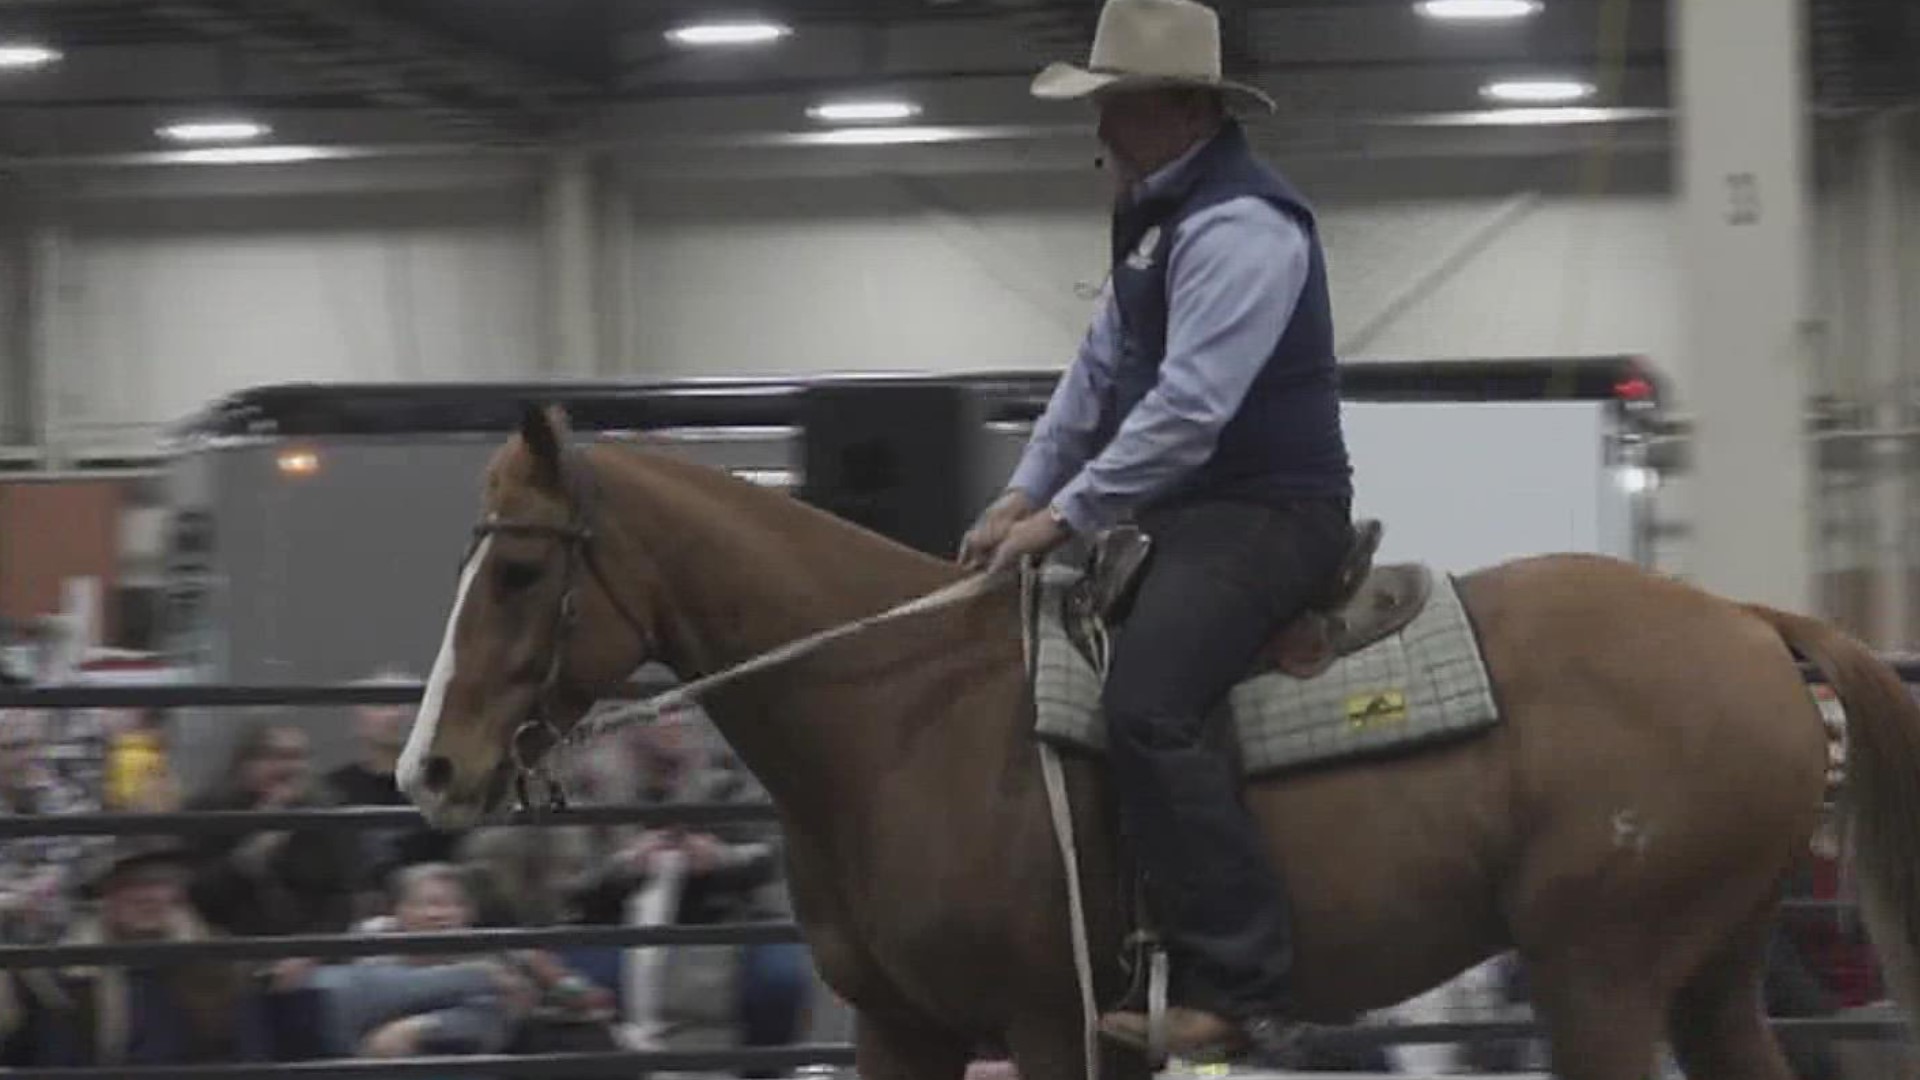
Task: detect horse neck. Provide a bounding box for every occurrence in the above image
[594,449,1021,820]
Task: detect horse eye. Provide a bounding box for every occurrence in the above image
[495,560,541,593]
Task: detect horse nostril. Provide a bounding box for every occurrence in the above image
[421,756,454,795]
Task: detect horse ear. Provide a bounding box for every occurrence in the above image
[518,401,565,486]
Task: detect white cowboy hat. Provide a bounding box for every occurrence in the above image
[1030,0,1276,113]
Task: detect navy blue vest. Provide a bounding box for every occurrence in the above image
[1100,120,1352,507]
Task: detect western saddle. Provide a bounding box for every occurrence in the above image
[1065,517,1432,680]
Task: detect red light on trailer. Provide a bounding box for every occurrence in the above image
[1613,376,1653,401]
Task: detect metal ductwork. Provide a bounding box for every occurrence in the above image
[149,0,597,140]
[1811,0,1920,109]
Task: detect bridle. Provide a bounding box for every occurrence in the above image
[456,446,653,813]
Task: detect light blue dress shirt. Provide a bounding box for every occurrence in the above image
[1008,136,1314,535]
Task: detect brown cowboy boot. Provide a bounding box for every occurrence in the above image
[1097,1008,1318,1066]
[1096,1006,1247,1062]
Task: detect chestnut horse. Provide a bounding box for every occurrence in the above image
[397,405,1920,1080]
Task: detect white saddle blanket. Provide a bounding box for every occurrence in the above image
[1028,561,1503,776]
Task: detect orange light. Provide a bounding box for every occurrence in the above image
[276,449,319,477]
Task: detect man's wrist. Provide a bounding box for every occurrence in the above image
[1045,502,1077,537]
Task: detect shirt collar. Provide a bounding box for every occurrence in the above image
[1129,124,1222,203]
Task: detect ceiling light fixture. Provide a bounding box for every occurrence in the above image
[159,119,272,144]
[170,145,341,165]
[1480,78,1596,104]
[801,125,977,147]
[1415,0,1543,20]
[664,20,791,47]
[807,99,922,124]
[0,42,60,70]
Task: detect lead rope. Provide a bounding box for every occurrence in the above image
[558,565,1016,751]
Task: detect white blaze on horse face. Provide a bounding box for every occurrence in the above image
[397,535,491,807]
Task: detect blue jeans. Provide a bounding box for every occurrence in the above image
[1104,497,1352,1020]
[737,941,812,1076]
[305,961,515,1058]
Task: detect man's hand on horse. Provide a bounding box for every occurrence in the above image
[986,509,1071,575]
[958,490,1036,570]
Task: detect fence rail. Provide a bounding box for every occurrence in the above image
[0,671,1907,1067]
[0,679,672,711]
[5,654,1917,714]
[0,1017,1903,1079]
[0,803,777,837]
[0,920,805,968]
[0,1044,859,1079]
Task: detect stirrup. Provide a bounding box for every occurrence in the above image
[1117,928,1172,1066]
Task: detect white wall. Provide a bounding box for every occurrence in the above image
[17,117,1920,634]
[18,147,1693,462]
[24,123,1906,469]
[44,182,542,451]
[619,160,1682,385]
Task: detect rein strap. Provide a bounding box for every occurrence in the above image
[558,564,1015,750]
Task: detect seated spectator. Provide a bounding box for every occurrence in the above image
[182,715,356,937]
[0,836,273,1066]
[323,667,460,919]
[0,709,95,945]
[104,708,180,814]
[564,710,813,1069]
[289,862,535,1058]
[459,826,620,1025]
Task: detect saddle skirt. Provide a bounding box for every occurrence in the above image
[1027,554,1504,777]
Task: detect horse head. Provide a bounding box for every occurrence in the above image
[396,402,660,829]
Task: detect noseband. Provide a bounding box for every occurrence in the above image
[457,446,651,813]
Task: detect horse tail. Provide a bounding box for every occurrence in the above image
[1745,602,1920,1024]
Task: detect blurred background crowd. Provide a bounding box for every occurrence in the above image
[0,664,816,1074]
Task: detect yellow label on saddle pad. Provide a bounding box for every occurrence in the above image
[1345,690,1408,728]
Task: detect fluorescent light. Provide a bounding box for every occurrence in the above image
[665,21,791,47]
[0,43,59,70]
[1481,78,1596,104]
[1462,105,1629,125]
[171,145,341,165]
[802,125,977,147]
[1415,0,1542,20]
[159,120,272,144]
[807,99,922,124]
[1387,105,1664,127]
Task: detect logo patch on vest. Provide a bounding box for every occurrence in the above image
[1126,226,1161,270]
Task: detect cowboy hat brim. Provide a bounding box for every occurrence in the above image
[1030,62,1276,113]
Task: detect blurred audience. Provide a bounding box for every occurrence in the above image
[103,708,180,814]
[0,836,272,1066]
[289,862,535,1058]
[458,827,623,1061]
[564,708,813,1067]
[0,687,819,1072]
[322,668,461,918]
[181,715,356,937]
[0,709,95,945]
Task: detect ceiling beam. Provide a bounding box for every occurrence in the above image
[147,0,596,140]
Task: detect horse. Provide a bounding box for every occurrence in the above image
[394,402,1920,1080]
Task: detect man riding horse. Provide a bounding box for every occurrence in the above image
[958,0,1356,1061]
